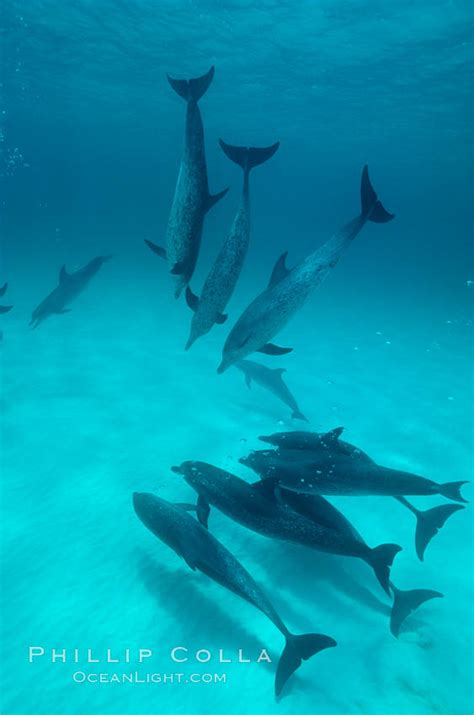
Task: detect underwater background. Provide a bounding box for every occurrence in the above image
[1,1,473,714]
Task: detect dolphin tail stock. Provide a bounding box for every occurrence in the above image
[219,139,280,174]
[167,66,215,103]
[389,584,443,638]
[144,240,167,260]
[292,409,309,423]
[275,632,336,697]
[367,543,402,596]
[360,165,395,223]
[438,480,469,503]
[396,497,465,561]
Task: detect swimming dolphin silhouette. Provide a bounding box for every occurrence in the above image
[217,165,394,373]
[144,67,228,298]
[184,140,279,348]
[276,489,443,637]
[0,282,13,340]
[132,492,336,697]
[29,255,112,329]
[235,359,308,421]
[172,461,401,595]
[258,428,466,559]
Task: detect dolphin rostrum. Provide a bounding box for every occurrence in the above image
[235,359,308,421]
[145,66,228,299]
[242,430,468,503]
[29,255,112,329]
[172,461,401,595]
[217,165,394,373]
[132,492,336,697]
[258,428,466,559]
[184,140,279,348]
[277,489,443,637]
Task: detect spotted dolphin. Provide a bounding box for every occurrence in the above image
[172,461,401,595]
[29,255,112,329]
[145,67,228,299]
[184,140,279,348]
[235,359,308,421]
[133,492,336,697]
[217,165,394,373]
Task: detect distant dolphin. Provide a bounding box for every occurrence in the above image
[172,461,401,595]
[217,165,394,373]
[0,282,13,341]
[184,140,279,348]
[132,492,336,697]
[29,255,112,329]
[242,432,468,502]
[235,359,308,421]
[277,489,443,637]
[144,67,228,299]
[259,428,466,559]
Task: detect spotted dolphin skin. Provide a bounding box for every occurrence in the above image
[29,255,112,329]
[235,359,308,421]
[217,165,394,373]
[132,492,336,697]
[172,461,401,596]
[145,67,228,299]
[184,140,279,348]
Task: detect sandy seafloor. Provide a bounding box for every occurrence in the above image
[0,249,472,715]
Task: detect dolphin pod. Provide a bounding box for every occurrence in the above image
[217,165,394,373]
[30,255,112,329]
[184,140,279,349]
[235,358,308,421]
[133,492,336,696]
[145,66,228,299]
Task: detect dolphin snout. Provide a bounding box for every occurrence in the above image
[171,465,182,475]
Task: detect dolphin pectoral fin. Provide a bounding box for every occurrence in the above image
[59,265,71,284]
[0,305,13,314]
[206,187,229,213]
[215,312,228,325]
[144,240,167,259]
[185,286,199,312]
[167,66,215,103]
[360,165,395,223]
[275,633,336,698]
[257,343,293,356]
[389,585,443,638]
[0,283,8,297]
[268,251,290,289]
[170,261,187,276]
[197,496,211,529]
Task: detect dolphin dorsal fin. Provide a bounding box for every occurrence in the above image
[59,265,71,284]
[268,251,290,289]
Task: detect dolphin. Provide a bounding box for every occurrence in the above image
[235,359,308,421]
[240,437,468,503]
[217,165,394,373]
[172,461,401,595]
[29,255,112,329]
[184,140,279,348]
[132,492,335,697]
[259,428,466,559]
[277,489,443,637]
[0,283,13,314]
[144,66,228,299]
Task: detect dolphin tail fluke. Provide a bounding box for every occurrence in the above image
[360,165,395,223]
[219,140,280,173]
[167,66,215,102]
[368,543,402,595]
[144,240,167,260]
[292,409,309,423]
[390,585,443,638]
[414,503,464,561]
[438,480,469,503]
[275,633,336,697]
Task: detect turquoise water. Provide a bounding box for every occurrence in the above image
[1,2,473,714]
